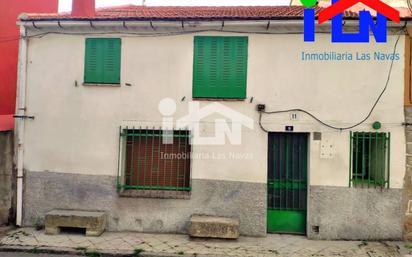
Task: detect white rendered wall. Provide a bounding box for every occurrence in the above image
[22,31,406,188]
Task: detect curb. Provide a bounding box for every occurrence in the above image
[0,245,212,257]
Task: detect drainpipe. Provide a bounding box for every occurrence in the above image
[15,25,28,227]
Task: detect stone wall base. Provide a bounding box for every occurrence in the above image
[23,171,267,236]
[0,130,14,225]
[308,186,402,240]
[23,171,405,240]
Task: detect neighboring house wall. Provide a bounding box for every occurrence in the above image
[403,107,412,240]
[0,131,14,225]
[20,30,406,239]
[0,0,57,130]
[403,33,412,240]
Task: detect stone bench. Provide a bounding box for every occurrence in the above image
[45,210,106,236]
[188,215,240,239]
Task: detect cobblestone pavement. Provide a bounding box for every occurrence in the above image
[0,228,409,257]
[0,253,77,257]
[0,227,13,239]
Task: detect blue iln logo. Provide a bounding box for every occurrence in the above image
[302,0,400,43]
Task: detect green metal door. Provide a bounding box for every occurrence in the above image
[267,133,308,234]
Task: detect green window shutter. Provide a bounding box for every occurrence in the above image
[84,39,99,83]
[193,36,248,99]
[220,37,248,98]
[193,37,220,97]
[84,38,121,84]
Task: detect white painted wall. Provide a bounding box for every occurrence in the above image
[22,30,406,188]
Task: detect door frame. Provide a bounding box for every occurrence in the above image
[266,132,310,235]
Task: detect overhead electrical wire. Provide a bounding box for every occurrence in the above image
[0,32,50,44]
[258,29,403,132]
[1,24,405,133]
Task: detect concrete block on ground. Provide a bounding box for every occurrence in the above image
[188,215,239,239]
[45,210,106,236]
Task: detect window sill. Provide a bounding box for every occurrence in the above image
[83,83,121,87]
[118,189,191,199]
[192,97,246,101]
[350,180,388,188]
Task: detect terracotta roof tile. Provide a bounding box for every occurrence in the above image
[21,5,359,21]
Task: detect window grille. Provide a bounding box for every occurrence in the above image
[349,132,390,188]
[117,128,191,192]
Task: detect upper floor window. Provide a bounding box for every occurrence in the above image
[84,38,121,85]
[193,36,248,99]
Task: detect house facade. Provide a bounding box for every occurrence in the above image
[16,3,410,240]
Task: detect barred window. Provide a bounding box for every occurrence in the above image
[349,132,390,188]
[117,129,191,192]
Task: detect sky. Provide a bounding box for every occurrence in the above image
[59,0,291,12]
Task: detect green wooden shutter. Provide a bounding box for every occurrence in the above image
[193,36,220,97]
[193,36,248,99]
[84,38,121,84]
[220,37,248,98]
[84,39,99,83]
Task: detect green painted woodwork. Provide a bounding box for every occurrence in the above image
[193,36,248,99]
[267,133,308,234]
[268,180,307,190]
[84,38,121,84]
[267,210,306,234]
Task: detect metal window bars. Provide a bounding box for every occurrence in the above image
[349,131,390,189]
[117,127,192,192]
[267,133,308,212]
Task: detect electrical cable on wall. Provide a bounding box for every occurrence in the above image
[258,29,403,132]
[2,25,404,133]
[0,32,50,44]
